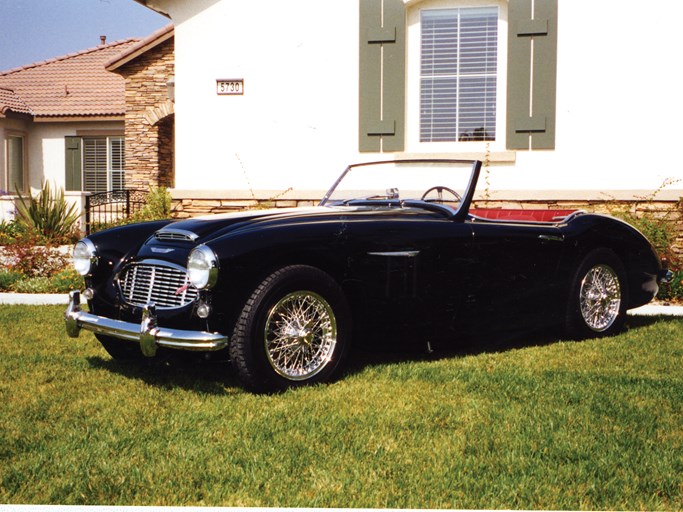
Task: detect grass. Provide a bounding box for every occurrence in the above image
[1,305,682,509]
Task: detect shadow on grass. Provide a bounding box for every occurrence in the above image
[85,314,677,393]
[344,314,677,375]
[86,352,240,396]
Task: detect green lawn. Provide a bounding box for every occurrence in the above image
[1,305,681,509]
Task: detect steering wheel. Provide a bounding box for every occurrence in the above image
[420,186,462,203]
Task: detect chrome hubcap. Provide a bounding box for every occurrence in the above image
[264,291,337,380]
[579,264,621,332]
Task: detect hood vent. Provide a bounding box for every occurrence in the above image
[154,228,199,243]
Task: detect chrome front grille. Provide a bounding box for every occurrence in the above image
[118,261,198,309]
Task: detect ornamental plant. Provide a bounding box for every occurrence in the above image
[13,181,80,243]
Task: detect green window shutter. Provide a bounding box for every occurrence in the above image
[65,136,82,191]
[359,0,405,152]
[506,0,558,150]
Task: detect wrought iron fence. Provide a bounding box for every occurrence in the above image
[84,189,147,234]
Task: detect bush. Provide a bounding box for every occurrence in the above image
[11,276,53,294]
[131,186,172,222]
[0,270,23,291]
[48,268,83,293]
[13,181,80,244]
[2,238,70,278]
[0,219,24,245]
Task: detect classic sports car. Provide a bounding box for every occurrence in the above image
[65,159,672,391]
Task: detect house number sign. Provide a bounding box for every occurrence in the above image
[216,79,244,95]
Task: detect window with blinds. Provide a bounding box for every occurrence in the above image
[110,137,124,190]
[6,135,25,193]
[420,7,498,143]
[83,137,124,193]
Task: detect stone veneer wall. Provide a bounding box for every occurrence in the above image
[171,195,683,259]
[114,38,175,190]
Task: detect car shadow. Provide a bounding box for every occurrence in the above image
[343,314,675,376]
[85,314,675,393]
[86,353,240,396]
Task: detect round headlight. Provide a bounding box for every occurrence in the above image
[187,245,219,290]
[73,239,97,276]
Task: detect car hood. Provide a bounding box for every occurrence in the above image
[151,205,443,246]
[153,207,342,243]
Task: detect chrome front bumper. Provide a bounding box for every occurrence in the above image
[64,290,229,357]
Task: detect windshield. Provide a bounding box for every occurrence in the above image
[320,159,480,215]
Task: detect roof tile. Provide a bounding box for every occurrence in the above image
[0,39,139,118]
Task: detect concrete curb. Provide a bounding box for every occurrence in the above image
[628,304,683,316]
[0,293,682,316]
[0,293,69,305]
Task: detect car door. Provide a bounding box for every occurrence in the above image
[467,220,566,330]
[344,211,476,343]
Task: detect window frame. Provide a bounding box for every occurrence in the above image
[405,0,508,153]
[4,131,28,194]
[80,135,125,194]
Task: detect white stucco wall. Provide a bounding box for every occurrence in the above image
[27,121,123,192]
[152,0,683,198]
[0,119,123,223]
[166,0,360,193]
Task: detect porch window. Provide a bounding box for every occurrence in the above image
[82,137,124,193]
[5,134,26,193]
[420,7,498,143]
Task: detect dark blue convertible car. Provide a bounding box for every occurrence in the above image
[65,160,672,391]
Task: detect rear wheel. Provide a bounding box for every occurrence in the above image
[229,265,351,392]
[566,248,628,338]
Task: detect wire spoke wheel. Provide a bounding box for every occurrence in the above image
[264,291,337,380]
[579,264,621,332]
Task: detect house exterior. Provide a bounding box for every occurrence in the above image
[0,38,140,223]
[105,24,175,191]
[134,0,682,203]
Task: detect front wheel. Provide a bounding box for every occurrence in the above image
[229,265,351,392]
[565,248,629,339]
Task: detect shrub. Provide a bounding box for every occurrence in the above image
[0,219,24,245]
[133,186,172,221]
[13,181,80,244]
[0,270,23,291]
[2,238,70,278]
[11,276,53,294]
[49,268,83,293]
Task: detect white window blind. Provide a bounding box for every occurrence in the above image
[6,135,25,192]
[420,7,498,143]
[83,137,124,193]
[110,137,124,191]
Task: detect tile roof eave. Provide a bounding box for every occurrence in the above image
[105,23,174,72]
[33,114,125,123]
[0,38,139,77]
[0,108,33,120]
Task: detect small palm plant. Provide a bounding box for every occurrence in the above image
[13,181,80,243]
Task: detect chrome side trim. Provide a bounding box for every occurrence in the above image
[538,234,564,242]
[368,250,420,258]
[65,291,228,356]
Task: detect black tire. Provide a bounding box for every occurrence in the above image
[229,265,351,392]
[95,333,146,361]
[565,248,629,339]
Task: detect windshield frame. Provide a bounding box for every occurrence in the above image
[319,159,482,221]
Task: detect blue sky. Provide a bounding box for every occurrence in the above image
[0,0,169,72]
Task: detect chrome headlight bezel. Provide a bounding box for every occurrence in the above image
[73,239,97,276]
[187,245,219,290]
